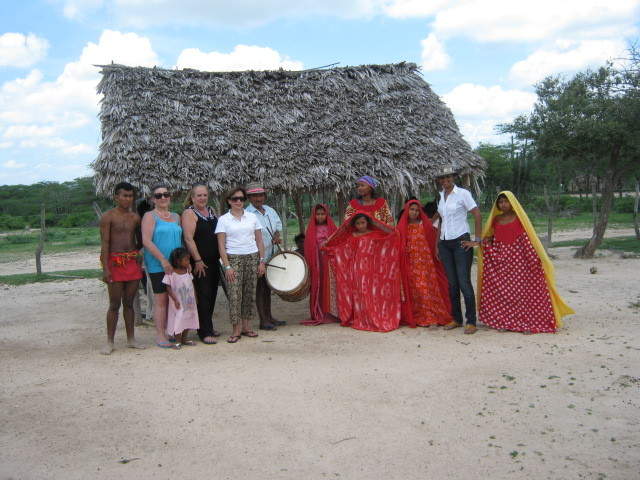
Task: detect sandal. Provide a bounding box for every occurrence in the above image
[156,341,176,349]
[241,330,258,337]
[183,340,197,346]
[227,335,241,343]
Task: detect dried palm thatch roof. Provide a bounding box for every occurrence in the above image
[92,62,484,196]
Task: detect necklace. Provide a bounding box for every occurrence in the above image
[155,209,171,220]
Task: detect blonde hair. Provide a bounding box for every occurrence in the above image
[183,183,209,209]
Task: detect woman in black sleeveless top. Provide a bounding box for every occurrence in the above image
[182,184,221,344]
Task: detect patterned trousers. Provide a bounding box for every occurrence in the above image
[227,253,258,325]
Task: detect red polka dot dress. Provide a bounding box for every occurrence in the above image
[479,218,556,333]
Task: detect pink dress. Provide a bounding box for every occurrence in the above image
[162,272,200,335]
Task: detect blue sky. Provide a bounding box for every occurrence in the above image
[1,0,638,185]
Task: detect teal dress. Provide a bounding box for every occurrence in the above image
[144,212,183,273]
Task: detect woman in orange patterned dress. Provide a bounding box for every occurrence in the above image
[344,175,394,225]
[397,199,452,327]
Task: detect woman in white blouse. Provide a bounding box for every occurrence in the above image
[436,167,482,334]
[215,187,266,343]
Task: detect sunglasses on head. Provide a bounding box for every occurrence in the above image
[153,192,171,199]
[230,196,245,202]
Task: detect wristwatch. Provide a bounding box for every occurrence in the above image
[224,265,232,270]
[259,258,266,263]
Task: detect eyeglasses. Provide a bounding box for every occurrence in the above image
[153,192,171,199]
[230,196,245,202]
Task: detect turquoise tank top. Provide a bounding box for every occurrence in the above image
[143,212,183,273]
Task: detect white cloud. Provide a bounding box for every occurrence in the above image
[443,83,536,144]
[431,0,639,42]
[509,38,628,85]
[420,33,450,71]
[0,30,159,159]
[0,33,49,68]
[381,0,450,18]
[0,30,154,185]
[3,125,57,139]
[60,0,381,27]
[2,160,26,169]
[176,45,304,72]
[443,83,536,118]
[61,0,105,19]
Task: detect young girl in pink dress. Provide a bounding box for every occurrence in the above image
[163,247,199,348]
[301,204,338,325]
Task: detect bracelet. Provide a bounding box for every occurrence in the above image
[474,237,481,243]
[194,259,203,264]
[259,258,266,263]
[224,265,232,270]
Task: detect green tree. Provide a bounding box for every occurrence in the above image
[501,63,640,258]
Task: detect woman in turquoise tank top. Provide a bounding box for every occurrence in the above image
[141,184,183,348]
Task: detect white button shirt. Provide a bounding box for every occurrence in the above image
[437,185,477,240]
[215,210,262,255]
[245,204,282,260]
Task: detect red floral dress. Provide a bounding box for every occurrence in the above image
[406,224,452,326]
[479,218,556,333]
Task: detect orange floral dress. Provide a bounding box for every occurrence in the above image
[406,223,452,326]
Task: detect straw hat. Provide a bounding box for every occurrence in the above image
[246,182,266,195]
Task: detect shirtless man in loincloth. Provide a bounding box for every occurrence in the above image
[99,182,145,355]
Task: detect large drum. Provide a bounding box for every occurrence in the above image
[265,250,310,302]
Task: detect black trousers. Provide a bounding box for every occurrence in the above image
[438,233,477,326]
[256,276,272,325]
[193,257,220,339]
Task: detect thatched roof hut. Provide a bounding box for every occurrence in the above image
[92,62,484,197]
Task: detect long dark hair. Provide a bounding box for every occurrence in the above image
[169,247,190,269]
[350,213,372,228]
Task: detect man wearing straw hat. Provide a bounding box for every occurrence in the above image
[246,182,285,330]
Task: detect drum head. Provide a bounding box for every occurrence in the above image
[265,251,306,293]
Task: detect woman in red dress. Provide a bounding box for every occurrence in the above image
[323,211,411,332]
[478,191,574,333]
[397,199,452,327]
[344,175,394,225]
[301,204,338,325]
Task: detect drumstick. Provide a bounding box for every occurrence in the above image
[266,263,287,271]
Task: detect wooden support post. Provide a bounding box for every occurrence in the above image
[280,193,288,249]
[293,192,305,235]
[35,204,46,275]
[336,190,347,222]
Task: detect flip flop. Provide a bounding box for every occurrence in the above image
[227,335,241,343]
[241,331,258,338]
[156,341,175,349]
[183,340,197,346]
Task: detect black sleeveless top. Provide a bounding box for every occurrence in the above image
[188,206,219,262]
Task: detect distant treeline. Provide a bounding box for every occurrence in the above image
[0,172,635,232]
[0,177,111,230]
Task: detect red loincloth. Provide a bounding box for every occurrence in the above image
[109,251,143,282]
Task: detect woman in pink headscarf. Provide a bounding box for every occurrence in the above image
[301,204,338,325]
[344,175,394,226]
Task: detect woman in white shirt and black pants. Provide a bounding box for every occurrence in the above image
[216,187,266,343]
[436,168,482,334]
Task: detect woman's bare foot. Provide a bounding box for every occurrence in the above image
[101,343,114,355]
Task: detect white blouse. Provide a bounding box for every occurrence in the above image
[215,211,262,255]
[437,185,477,240]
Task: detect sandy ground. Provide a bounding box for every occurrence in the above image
[1,245,639,479]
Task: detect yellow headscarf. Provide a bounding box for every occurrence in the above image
[476,191,574,328]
